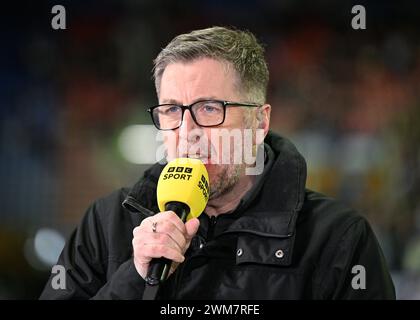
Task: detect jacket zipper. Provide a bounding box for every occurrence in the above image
[207,216,218,241]
[123,195,155,217]
[173,216,217,298]
[172,215,217,298]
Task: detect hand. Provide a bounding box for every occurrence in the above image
[132,211,200,279]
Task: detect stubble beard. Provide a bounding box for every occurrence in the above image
[208,163,244,200]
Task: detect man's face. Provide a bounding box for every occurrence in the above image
[159,57,259,199]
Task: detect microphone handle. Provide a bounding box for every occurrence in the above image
[145,202,189,286]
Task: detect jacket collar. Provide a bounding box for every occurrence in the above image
[226,130,307,238]
[122,130,307,238]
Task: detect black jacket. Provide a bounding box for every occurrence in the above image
[40,131,395,299]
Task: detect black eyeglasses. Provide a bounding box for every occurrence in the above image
[147,99,261,130]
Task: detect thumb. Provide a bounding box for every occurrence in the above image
[185,217,200,240]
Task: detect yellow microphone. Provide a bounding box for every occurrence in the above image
[157,157,209,221]
[145,158,210,289]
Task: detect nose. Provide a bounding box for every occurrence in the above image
[179,109,197,132]
[178,109,203,153]
[178,109,201,139]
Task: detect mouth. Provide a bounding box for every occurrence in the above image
[182,153,211,163]
[177,144,217,164]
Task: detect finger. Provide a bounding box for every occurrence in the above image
[141,244,185,263]
[137,212,186,236]
[132,235,184,256]
[133,225,142,237]
[137,219,188,249]
[133,231,186,252]
[156,211,187,234]
[185,218,200,240]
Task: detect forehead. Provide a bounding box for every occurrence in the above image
[159,57,241,103]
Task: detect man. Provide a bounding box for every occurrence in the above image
[40,26,395,299]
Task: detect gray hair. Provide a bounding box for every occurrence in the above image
[153,26,269,104]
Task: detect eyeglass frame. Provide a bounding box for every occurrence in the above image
[147,99,261,130]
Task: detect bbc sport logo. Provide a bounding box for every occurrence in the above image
[167,166,193,174]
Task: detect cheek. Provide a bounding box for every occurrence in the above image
[163,132,178,159]
[208,128,248,163]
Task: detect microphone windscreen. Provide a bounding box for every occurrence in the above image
[157,158,210,220]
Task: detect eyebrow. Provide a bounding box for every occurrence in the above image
[160,97,220,105]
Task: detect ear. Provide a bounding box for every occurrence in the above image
[256,104,271,144]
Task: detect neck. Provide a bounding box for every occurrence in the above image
[205,174,255,217]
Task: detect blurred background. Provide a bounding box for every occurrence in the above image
[0,0,419,299]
